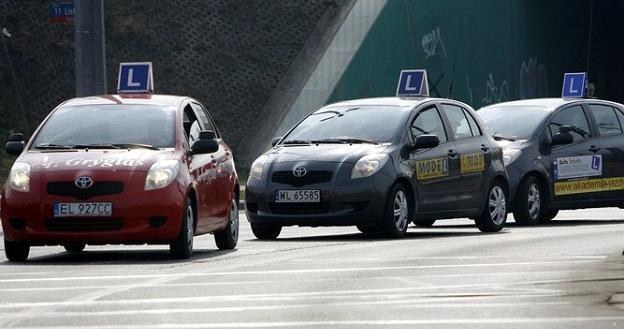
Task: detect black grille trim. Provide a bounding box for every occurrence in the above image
[271,171,332,187]
[45,218,124,232]
[47,182,124,200]
[268,202,331,215]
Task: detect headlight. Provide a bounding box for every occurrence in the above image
[503,148,522,166]
[351,154,389,179]
[249,155,268,180]
[9,162,31,192]
[145,160,180,190]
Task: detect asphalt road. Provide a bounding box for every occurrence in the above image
[0,209,623,329]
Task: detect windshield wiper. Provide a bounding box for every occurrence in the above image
[34,143,73,149]
[111,143,160,150]
[491,132,516,142]
[282,139,311,145]
[70,143,161,150]
[71,143,123,149]
[311,138,379,145]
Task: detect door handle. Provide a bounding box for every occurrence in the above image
[480,144,490,152]
[589,145,601,153]
[447,149,458,158]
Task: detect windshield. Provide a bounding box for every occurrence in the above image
[282,106,409,144]
[477,105,551,140]
[31,104,176,149]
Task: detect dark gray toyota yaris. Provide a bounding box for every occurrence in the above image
[245,97,509,239]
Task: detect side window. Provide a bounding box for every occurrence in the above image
[411,107,447,143]
[589,104,623,136]
[548,105,591,142]
[441,104,472,140]
[183,105,202,147]
[191,103,217,136]
[616,108,624,132]
[463,108,482,136]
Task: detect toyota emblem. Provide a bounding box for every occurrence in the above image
[75,176,94,189]
[292,166,307,177]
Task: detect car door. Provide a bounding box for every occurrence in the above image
[547,104,601,205]
[191,102,232,221]
[440,103,490,211]
[586,103,624,202]
[408,105,460,213]
[183,104,219,230]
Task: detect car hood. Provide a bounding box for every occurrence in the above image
[18,149,176,174]
[265,144,390,164]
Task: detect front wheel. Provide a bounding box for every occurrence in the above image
[512,176,542,225]
[215,197,239,250]
[475,181,507,232]
[5,239,29,262]
[251,224,281,240]
[170,198,194,259]
[381,184,411,238]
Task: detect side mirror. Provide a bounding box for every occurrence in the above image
[551,132,573,146]
[191,130,219,155]
[5,133,25,156]
[412,134,440,150]
[271,137,282,147]
[558,125,571,134]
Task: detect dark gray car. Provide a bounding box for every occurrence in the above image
[245,97,509,239]
[478,98,624,225]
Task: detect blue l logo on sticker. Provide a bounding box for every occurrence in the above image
[117,62,154,93]
[591,156,600,170]
[396,69,429,97]
[561,72,586,98]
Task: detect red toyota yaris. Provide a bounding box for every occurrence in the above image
[1,94,240,261]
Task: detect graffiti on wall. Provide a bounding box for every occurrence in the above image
[481,74,509,105]
[422,27,448,60]
[519,57,548,99]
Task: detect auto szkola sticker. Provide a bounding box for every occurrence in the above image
[553,155,602,180]
[460,152,485,174]
[415,157,449,180]
[555,176,624,196]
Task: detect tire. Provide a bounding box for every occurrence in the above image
[540,209,559,223]
[5,239,29,262]
[381,184,411,238]
[356,224,380,234]
[251,224,281,240]
[414,218,436,227]
[475,180,508,232]
[215,196,239,250]
[512,176,543,225]
[170,198,194,259]
[63,243,86,252]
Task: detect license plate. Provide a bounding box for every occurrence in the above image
[53,203,112,217]
[274,190,320,203]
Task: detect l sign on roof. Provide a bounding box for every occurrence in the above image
[396,69,429,97]
[561,72,586,98]
[117,62,153,94]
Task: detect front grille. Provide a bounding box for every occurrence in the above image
[45,218,124,232]
[271,171,332,187]
[47,182,124,200]
[269,202,331,215]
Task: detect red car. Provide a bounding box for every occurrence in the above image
[1,94,240,261]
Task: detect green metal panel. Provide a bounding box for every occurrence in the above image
[328,0,592,108]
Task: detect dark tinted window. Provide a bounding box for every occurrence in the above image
[283,106,410,143]
[548,105,591,142]
[589,104,623,136]
[478,105,551,140]
[411,107,447,143]
[442,104,472,140]
[32,105,175,148]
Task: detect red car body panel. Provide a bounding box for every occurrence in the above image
[1,95,238,246]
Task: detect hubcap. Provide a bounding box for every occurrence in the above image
[393,190,409,231]
[186,204,194,250]
[488,186,506,225]
[230,199,239,240]
[527,183,541,219]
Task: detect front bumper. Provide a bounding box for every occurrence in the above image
[245,162,393,227]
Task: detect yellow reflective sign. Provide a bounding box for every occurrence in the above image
[555,177,624,196]
[460,153,485,174]
[415,158,449,180]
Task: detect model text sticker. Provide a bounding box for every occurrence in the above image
[415,158,449,180]
[460,153,485,174]
[553,155,601,180]
[555,177,624,196]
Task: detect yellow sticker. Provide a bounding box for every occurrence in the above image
[460,153,485,174]
[554,177,624,196]
[415,158,449,180]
